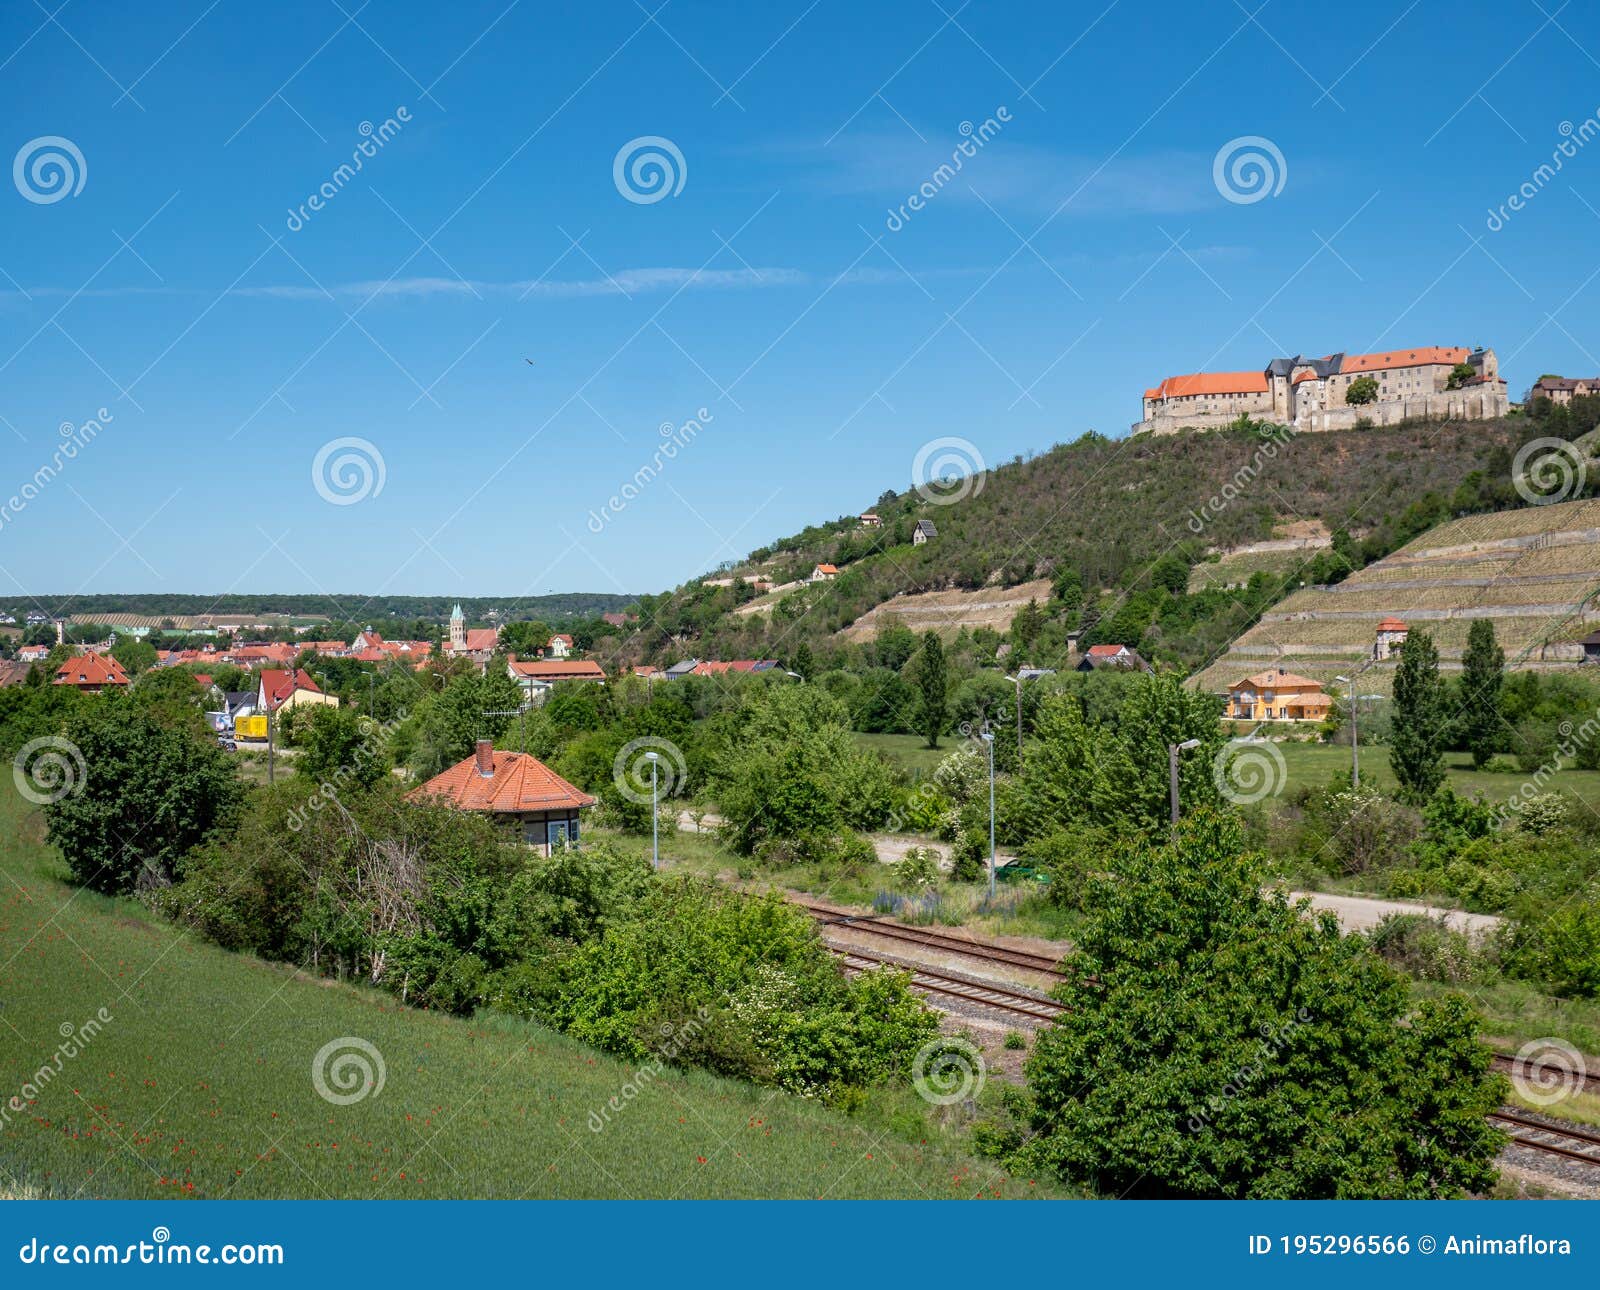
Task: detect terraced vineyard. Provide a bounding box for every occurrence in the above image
[1192,498,1600,695]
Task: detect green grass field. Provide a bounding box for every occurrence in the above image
[0,788,1054,1200]
[854,733,951,777]
[1275,742,1600,815]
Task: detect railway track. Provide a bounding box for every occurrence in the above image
[818,908,1600,1176]
[1489,1051,1600,1097]
[798,901,1063,974]
[831,945,1065,1024]
[1488,1108,1600,1170]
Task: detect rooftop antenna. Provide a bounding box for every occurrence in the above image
[482,706,530,753]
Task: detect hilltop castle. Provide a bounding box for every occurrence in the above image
[1135,345,1507,436]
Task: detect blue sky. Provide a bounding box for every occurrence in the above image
[1,0,1597,602]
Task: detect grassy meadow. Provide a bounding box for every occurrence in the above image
[0,787,1055,1200]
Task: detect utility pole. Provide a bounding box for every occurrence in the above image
[646,750,661,870]
[1336,660,1376,788]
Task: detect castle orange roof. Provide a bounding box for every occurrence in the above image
[1148,370,1270,399]
[1341,347,1469,373]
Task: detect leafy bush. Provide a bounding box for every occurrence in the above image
[1501,902,1600,999]
[994,813,1505,1198]
[1367,914,1489,985]
[891,845,942,891]
[44,698,244,895]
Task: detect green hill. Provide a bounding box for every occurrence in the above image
[631,415,1556,671]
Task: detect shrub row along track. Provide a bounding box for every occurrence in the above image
[831,947,1065,1024]
[817,908,1600,1174]
[797,902,1063,975]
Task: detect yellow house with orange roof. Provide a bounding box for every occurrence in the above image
[1227,667,1332,722]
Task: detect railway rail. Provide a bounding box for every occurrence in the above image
[799,901,1063,974]
[831,945,1065,1024]
[818,905,1600,1177]
[1489,1051,1600,1097]
[1488,1108,1600,1170]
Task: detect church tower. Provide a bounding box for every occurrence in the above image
[449,602,465,652]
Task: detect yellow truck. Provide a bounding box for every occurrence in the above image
[234,715,269,741]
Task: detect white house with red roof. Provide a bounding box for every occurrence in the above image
[257,668,338,715]
[546,633,574,659]
[409,739,595,853]
[1374,617,1409,661]
[1075,643,1149,672]
[53,650,129,692]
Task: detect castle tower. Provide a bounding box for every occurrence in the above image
[449,603,465,652]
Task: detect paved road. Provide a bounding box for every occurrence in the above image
[1285,890,1502,936]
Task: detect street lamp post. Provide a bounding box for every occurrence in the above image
[646,750,661,870]
[1168,738,1201,831]
[980,729,996,901]
[1005,673,1024,761]
[1336,661,1377,788]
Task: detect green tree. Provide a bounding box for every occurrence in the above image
[1346,376,1379,406]
[910,631,948,749]
[1005,814,1504,1197]
[1446,362,1476,390]
[110,637,157,675]
[411,668,524,779]
[299,704,388,791]
[44,699,244,894]
[791,641,815,681]
[1010,599,1044,655]
[1390,628,1448,803]
[1458,619,1505,770]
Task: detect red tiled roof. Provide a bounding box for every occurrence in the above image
[549,634,573,646]
[1086,644,1130,658]
[509,659,606,681]
[1148,370,1270,399]
[410,748,595,814]
[260,668,321,710]
[814,563,839,575]
[455,628,498,652]
[1234,669,1325,690]
[1377,617,1408,631]
[1341,347,1468,373]
[54,651,129,688]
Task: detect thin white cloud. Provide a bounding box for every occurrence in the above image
[232,266,810,301]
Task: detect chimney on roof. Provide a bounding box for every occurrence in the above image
[474,738,494,778]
